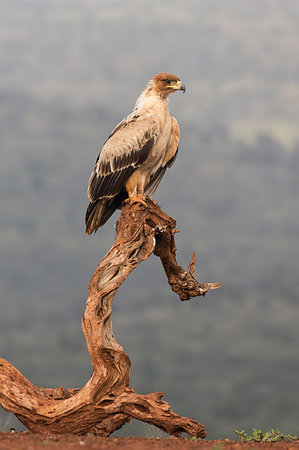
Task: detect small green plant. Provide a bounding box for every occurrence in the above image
[234,428,298,443]
[190,435,202,441]
[211,442,223,450]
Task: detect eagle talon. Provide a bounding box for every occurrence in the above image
[127,194,147,207]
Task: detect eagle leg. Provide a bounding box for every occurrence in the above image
[125,193,147,207]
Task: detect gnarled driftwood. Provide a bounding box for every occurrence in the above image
[0,199,220,438]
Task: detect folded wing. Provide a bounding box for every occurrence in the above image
[86,114,159,233]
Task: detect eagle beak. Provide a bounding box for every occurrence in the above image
[180,83,186,93]
[177,80,186,93]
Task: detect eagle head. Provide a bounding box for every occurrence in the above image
[150,72,186,97]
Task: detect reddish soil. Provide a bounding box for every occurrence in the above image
[0,433,299,449]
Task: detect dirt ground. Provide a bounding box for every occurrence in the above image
[0,433,299,450]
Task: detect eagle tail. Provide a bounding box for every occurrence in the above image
[85,192,126,234]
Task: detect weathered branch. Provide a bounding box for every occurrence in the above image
[0,199,220,438]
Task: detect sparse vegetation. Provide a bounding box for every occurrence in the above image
[234,428,298,443]
[211,444,223,450]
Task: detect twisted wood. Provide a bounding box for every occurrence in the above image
[0,199,220,438]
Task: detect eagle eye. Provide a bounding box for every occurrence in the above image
[165,79,171,84]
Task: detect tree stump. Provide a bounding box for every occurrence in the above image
[0,199,220,438]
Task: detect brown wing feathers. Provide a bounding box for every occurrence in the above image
[85,191,127,234]
[88,137,154,200]
[85,136,154,233]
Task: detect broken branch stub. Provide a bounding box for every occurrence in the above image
[0,199,220,438]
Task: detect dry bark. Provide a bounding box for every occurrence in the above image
[0,199,220,438]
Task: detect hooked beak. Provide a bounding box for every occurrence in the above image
[175,80,186,93]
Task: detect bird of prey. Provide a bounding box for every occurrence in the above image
[85,72,186,234]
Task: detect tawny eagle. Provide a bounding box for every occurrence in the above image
[85,72,186,234]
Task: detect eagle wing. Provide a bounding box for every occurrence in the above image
[145,117,180,197]
[85,113,160,233]
[88,113,160,202]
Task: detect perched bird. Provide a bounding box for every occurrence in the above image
[85,72,186,234]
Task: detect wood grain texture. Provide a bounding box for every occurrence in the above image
[0,199,220,438]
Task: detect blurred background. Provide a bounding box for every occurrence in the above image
[0,0,298,439]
